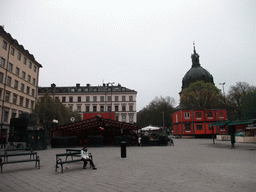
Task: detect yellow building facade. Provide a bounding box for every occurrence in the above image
[0,26,42,136]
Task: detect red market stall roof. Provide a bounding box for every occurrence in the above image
[53,116,140,133]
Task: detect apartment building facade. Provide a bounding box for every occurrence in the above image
[0,26,42,136]
[38,83,137,123]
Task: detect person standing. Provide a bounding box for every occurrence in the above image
[81,146,97,169]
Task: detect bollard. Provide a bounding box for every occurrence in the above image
[121,141,126,158]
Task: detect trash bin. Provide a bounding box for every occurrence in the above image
[121,141,126,158]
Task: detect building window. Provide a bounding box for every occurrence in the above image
[86,96,90,102]
[115,105,119,112]
[5,92,10,102]
[195,112,202,118]
[115,96,118,101]
[207,112,213,118]
[0,57,5,67]
[32,78,36,85]
[23,57,27,65]
[8,63,13,71]
[122,115,126,122]
[34,65,37,72]
[0,72,3,83]
[22,71,26,79]
[93,96,97,102]
[115,115,119,121]
[220,125,226,130]
[10,47,15,55]
[69,105,73,111]
[78,96,81,102]
[100,106,104,112]
[7,76,11,86]
[27,75,31,82]
[3,110,9,122]
[70,88,75,92]
[107,96,111,101]
[27,86,30,95]
[69,96,73,102]
[14,80,18,89]
[129,115,133,123]
[93,88,97,92]
[29,61,32,69]
[122,105,126,112]
[77,88,82,92]
[20,96,24,106]
[31,89,35,97]
[62,97,66,102]
[93,106,97,112]
[77,105,81,112]
[122,96,125,101]
[86,106,89,112]
[2,40,7,50]
[129,96,133,102]
[12,111,17,118]
[17,52,21,60]
[107,106,111,112]
[197,124,203,130]
[26,99,29,108]
[184,112,190,119]
[129,105,133,112]
[16,67,20,76]
[219,111,224,117]
[185,123,191,131]
[21,83,24,92]
[31,101,34,109]
[100,96,104,102]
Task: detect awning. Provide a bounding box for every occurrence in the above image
[227,119,256,126]
[209,120,230,127]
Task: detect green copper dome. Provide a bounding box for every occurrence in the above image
[181,46,214,91]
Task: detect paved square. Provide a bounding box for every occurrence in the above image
[0,139,255,192]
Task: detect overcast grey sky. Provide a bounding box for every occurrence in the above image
[1,0,255,111]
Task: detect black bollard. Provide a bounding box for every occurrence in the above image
[121,141,126,158]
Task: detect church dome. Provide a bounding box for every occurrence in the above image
[181,45,214,91]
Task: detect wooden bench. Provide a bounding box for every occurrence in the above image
[4,147,34,159]
[0,152,40,173]
[4,147,32,154]
[65,149,81,160]
[55,151,93,173]
[55,152,82,173]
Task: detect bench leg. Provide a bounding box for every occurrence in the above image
[0,164,2,174]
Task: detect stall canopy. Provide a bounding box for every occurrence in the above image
[52,116,140,136]
[141,125,161,131]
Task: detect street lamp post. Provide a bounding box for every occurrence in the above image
[219,82,225,103]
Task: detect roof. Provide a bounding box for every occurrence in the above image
[181,45,214,91]
[38,84,137,94]
[0,26,42,68]
[53,116,140,132]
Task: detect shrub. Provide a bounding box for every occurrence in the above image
[141,135,150,146]
[114,135,131,146]
[87,135,104,147]
[51,137,68,148]
[157,134,168,146]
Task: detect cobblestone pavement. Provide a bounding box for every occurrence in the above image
[0,139,255,192]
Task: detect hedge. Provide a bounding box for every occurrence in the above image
[87,135,104,147]
[114,135,131,146]
[51,136,78,148]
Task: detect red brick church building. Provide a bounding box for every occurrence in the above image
[173,45,228,137]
